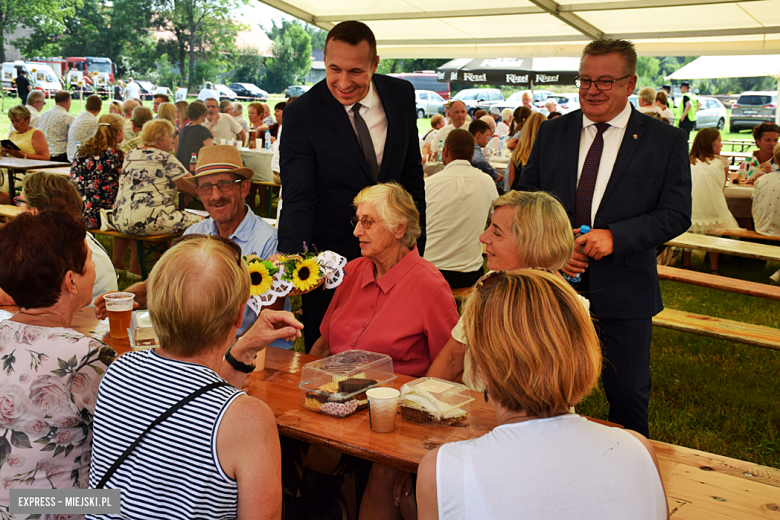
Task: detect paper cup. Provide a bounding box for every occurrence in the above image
[104,292,135,339]
[254,347,266,371]
[255,139,262,149]
[220,138,227,145]
[367,387,400,433]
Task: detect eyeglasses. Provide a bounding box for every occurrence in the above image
[173,234,242,267]
[350,216,383,229]
[13,196,27,207]
[195,179,243,196]
[575,75,631,91]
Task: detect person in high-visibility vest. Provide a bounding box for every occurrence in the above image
[676,81,697,141]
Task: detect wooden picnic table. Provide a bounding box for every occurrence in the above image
[2,305,779,518]
[667,232,780,263]
[720,150,752,165]
[0,158,69,196]
[27,166,71,176]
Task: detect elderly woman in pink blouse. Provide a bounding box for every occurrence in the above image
[311,182,458,377]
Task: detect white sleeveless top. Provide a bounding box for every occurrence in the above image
[436,414,666,520]
[87,350,243,519]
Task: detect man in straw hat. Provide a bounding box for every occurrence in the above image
[95,145,293,349]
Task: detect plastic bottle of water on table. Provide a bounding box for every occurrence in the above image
[437,140,444,162]
[265,129,271,150]
[563,225,590,284]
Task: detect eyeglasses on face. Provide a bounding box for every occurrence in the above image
[13,196,27,207]
[574,75,631,91]
[195,179,243,196]
[173,233,242,267]
[350,216,384,229]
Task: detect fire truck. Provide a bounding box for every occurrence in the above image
[29,56,116,97]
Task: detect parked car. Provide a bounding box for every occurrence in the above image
[493,91,526,113]
[136,80,156,100]
[228,82,267,101]
[214,84,237,101]
[415,90,445,118]
[443,88,503,116]
[729,91,776,132]
[547,93,580,114]
[285,85,311,98]
[694,96,727,130]
[532,90,556,108]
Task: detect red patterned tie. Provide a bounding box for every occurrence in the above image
[574,122,610,228]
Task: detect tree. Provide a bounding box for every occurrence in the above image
[377,58,450,75]
[262,21,311,93]
[0,0,70,62]
[304,24,326,50]
[230,46,264,85]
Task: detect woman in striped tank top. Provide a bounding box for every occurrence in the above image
[88,235,302,519]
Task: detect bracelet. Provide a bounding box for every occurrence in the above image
[225,346,255,373]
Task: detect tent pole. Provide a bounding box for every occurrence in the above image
[530,78,534,95]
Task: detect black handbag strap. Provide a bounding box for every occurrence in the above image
[96,381,231,489]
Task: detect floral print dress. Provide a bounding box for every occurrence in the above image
[111,148,200,236]
[0,321,116,520]
[70,149,123,230]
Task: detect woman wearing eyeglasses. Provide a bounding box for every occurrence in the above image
[417,270,668,520]
[310,182,459,377]
[112,119,200,238]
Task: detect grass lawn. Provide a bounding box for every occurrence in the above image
[4,94,778,469]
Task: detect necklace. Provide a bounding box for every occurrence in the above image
[17,311,69,328]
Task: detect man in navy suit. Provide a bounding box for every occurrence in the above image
[518,39,691,437]
[278,21,425,352]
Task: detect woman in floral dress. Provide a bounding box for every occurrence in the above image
[70,114,124,230]
[112,119,200,237]
[0,207,116,519]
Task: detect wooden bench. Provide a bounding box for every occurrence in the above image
[653,308,780,351]
[657,265,780,301]
[89,229,184,280]
[0,204,23,221]
[666,232,780,263]
[452,287,473,300]
[707,228,780,243]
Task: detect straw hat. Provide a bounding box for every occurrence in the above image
[185,145,254,185]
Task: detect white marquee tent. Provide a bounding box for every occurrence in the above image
[666,55,780,123]
[258,0,780,58]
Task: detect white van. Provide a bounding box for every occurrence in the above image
[1,61,62,98]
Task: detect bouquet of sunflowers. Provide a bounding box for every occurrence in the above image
[243,244,347,314]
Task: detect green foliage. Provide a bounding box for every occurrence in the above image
[304,24,326,50]
[377,58,450,75]
[263,21,312,93]
[230,46,264,85]
[0,0,72,62]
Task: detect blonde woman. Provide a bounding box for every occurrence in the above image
[508,111,547,189]
[175,100,189,130]
[418,271,668,520]
[70,114,125,229]
[109,101,123,115]
[157,102,179,153]
[112,119,200,238]
[1,105,50,161]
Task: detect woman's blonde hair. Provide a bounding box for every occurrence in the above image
[141,119,174,146]
[8,105,30,121]
[109,101,123,114]
[22,171,83,212]
[78,114,124,158]
[353,182,421,249]
[462,270,601,417]
[147,236,250,357]
[157,102,177,128]
[512,111,547,167]
[493,191,573,271]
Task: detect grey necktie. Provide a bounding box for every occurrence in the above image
[351,103,379,182]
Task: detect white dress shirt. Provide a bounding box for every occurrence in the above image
[432,120,470,150]
[424,159,498,272]
[752,172,780,236]
[343,80,387,169]
[577,101,632,225]
[496,121,510,137]
[204,113,242,142]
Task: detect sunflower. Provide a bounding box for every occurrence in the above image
[292,258,321,292]
[248,262,273,296]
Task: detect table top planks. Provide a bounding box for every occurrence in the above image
[0,158,69,170]
[667,232,780,263]
[28,166,71,176]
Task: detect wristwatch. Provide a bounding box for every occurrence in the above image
[225,346,255,373]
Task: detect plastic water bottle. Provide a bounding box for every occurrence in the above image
[437,140,443,162]
[563,225,590,284]
[499,136,506,157]
[189,153,197,174]
[265,129,271,150]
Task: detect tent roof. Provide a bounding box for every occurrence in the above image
[666,55,780,80]
[258,0,780,58]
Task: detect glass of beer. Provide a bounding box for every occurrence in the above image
[104,292,135,339]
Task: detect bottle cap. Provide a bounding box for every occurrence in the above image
[580,225,590,234]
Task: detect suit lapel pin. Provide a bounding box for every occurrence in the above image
[633,134,638,139]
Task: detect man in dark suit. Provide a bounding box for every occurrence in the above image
[278,21,425,352]
[518,39,691,437]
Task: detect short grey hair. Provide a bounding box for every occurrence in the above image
[638,86,656,106]
[8,105,31,120]
[232,102,243,114]
[27,91,44,105]
[353,182,421,249]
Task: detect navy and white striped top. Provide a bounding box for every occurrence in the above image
[87,349,243,519]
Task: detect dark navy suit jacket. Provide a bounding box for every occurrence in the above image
[278,74,425,260]
[518,106,692,319]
